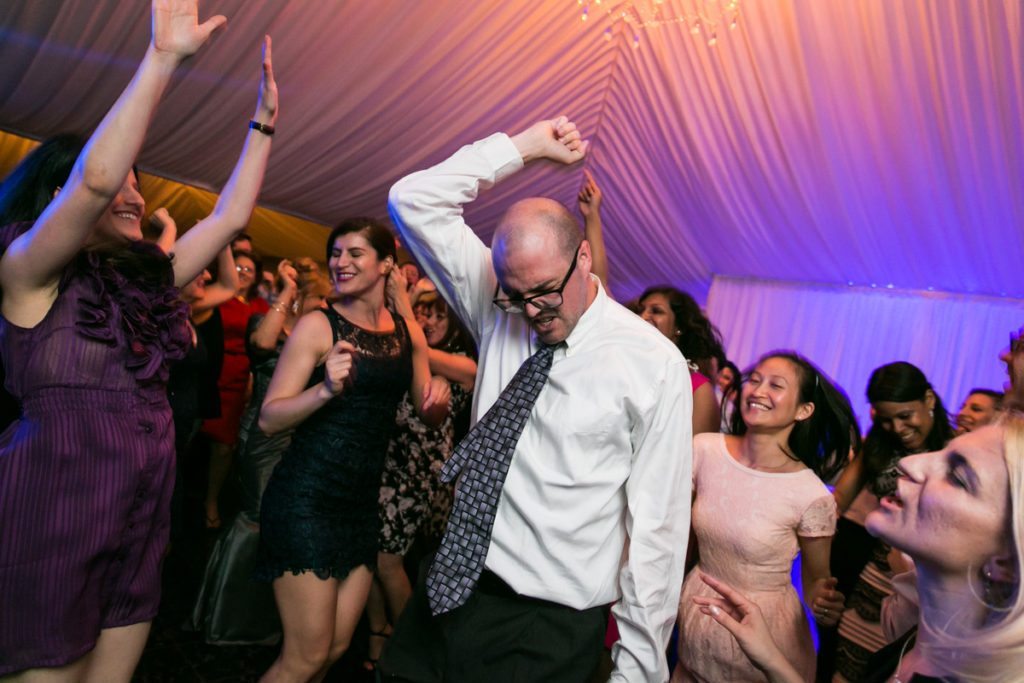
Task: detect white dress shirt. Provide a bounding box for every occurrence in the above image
[389,133,692,682]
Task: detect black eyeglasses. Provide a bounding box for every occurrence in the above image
[236,265,254,274]
[492,245,580,313]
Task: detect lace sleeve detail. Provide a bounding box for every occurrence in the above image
[797,494,837,537]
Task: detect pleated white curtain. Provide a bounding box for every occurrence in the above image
[706,275,1023,429]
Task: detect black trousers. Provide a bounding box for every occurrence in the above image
[378,563,608,683]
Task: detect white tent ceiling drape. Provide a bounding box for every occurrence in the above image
[1,1,1022,401]
[2,0,1021,301]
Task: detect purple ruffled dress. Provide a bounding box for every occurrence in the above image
[0,226,190,674]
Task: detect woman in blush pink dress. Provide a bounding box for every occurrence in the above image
[673,352,859,682]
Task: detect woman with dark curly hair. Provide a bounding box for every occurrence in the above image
[639,286,724,434]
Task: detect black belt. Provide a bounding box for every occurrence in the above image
[475,570,556,606]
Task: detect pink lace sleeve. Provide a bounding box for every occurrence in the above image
[797,494,837,537]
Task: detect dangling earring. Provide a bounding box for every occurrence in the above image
[929,409,934,418]
[979,563,1016,611]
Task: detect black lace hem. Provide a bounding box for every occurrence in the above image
[255,558,376,583]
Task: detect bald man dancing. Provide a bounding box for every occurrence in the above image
[380,117,692,682]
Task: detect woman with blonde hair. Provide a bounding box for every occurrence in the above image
[691,410,1024,682]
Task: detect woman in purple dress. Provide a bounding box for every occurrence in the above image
[0,1,278,678]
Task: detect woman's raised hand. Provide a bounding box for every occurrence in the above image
[150,207,178,255]
[255,35,279,126]
[151,0,227,62]
[577,169,603,219]
[277,258,298,293]
[386,266,412,316]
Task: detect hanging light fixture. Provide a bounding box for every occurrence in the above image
[578,0,742,48]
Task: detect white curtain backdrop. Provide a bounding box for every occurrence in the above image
[706,275,1023,430]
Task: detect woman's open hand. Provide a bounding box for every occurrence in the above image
[151,0,227,62]
[254,35,278,125]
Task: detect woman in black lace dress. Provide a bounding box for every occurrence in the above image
[256,218,449,682]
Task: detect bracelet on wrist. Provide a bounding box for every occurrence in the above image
[249,120,275,136]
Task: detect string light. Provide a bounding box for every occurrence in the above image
[579,0,742,48]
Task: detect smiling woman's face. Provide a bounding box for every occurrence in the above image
[739,356,811,430]
[957,392,1000,433]
[92,170,144,245]
[872,397,935,453]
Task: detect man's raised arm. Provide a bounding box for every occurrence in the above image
[387,117,587,339]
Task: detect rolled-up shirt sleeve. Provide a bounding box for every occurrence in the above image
[610,357,693,682]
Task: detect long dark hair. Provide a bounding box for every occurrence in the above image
[863,361,954,477]
[0,134,83,226]
[639,286,724,379]
[729,351,860,481]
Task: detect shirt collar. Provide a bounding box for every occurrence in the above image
[530,274,606,355]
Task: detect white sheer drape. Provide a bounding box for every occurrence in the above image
[706,275,1022,429]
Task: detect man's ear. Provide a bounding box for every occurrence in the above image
[578,239,592,274]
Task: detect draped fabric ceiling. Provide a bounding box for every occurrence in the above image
[1,1,1022,416]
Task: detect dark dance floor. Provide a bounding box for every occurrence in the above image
[134,440,613,682]
[133,443,375,683]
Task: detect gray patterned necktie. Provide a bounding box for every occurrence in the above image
[426,342,557,615]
